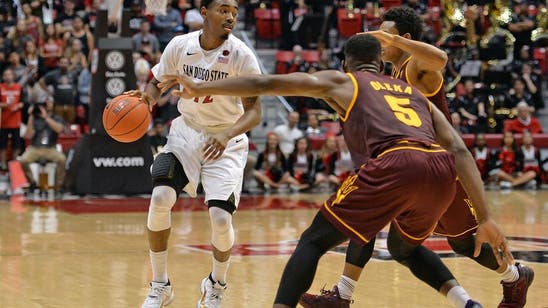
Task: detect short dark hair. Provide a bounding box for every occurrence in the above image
[344,34,381,64]
[201,0,215,8]
[383,7,423,40]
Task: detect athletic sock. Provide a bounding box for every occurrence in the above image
[212,257,230,284]
[150,250,168,283]
[447,286,471,308]
[500,264,519,283]
[337,275,356,300]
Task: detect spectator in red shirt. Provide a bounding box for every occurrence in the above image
[0,69,24,170]
[505,101,543,134]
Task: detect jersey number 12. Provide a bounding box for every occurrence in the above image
[194,96,213,104]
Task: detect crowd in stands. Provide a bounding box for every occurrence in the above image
[0,0,546,195]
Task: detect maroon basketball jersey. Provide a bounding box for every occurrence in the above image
[342,71,438,164]
[393,56,451,122]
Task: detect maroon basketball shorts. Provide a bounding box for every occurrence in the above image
[433,180,479,239]
[320,146,457,246]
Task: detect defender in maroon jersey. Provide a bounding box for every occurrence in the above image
[164,34,516,308]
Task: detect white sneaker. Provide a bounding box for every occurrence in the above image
[142,280,174,308]
[197,275,227,308]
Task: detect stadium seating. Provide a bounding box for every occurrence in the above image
[337,8,363,38]
[254,8,282,40]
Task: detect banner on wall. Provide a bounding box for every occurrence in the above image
[68,135,153,195]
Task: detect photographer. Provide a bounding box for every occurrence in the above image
[20,100,66,195]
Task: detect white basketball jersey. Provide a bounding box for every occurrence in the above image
[152,31,261,127]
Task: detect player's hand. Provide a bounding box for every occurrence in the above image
[361,30,395,47]
[124,90,154,111]
[162,74,201,99]
[202,131,230,163]
[474,218,514,266]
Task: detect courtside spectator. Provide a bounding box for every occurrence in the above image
[153,5,182,50]
[40,24,64,70]
[63,16,94,64]
[7,19,33,53]
[452,79,486,133]
[54,0,78,33]
[304,114,325,137]
[520,131,542,188]
[273,111,304,156]
[132,20,160,61]
[505,102,543,134]
[20,100,66,196]
[184,0,204,32]
[39,57,78,123]
[507,78,535,112]
[253,132,291,190]
[471,133,492,181]
[0,69,23,170]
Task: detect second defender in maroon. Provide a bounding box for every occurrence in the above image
[163,34,515,308]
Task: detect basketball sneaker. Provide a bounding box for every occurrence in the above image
[498,263,534,308]
[142,280,174,308]
[465,300,483,308]
[197,274,227,308]
[299,285,352,308]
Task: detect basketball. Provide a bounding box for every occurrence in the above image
[102,94,151,143]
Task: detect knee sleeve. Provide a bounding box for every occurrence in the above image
[447,236,475,257]
[151,153,189,192]
[387,229,415,265]
[345,239,375,268]
[147,186,177,231]
[209,206,234,252]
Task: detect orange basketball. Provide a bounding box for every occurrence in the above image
[103,94,151,143]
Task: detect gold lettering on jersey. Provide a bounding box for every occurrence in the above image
[369,81,412,95]
[182,64,229,82]
[331,174,359,207]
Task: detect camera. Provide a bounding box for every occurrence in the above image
[32,103,47,117]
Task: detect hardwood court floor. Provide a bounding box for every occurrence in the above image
[0,190,546,307]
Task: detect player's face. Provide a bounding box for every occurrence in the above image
[379,21,404,64]
[203,0,239,40]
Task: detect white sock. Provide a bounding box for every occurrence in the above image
[501,264,519,283]
[337,275,356,300]
[150,250,168,283]
[447,286,471,308]
[212,257,230,284]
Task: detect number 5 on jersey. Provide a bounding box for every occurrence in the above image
[194,96,213,104]
[384,95,422,127]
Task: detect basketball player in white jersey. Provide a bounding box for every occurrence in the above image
[126,1,261,307]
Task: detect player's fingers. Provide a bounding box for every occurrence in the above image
[172,90,193,99]
[473,238,482,258]
[158,80,177,93]
[504,249,514,264]
[492,246,504,266]
[124,90,140,97]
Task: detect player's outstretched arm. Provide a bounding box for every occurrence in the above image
[365,30,448,72]
[165,70,353,116]
[431,104,514,266]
